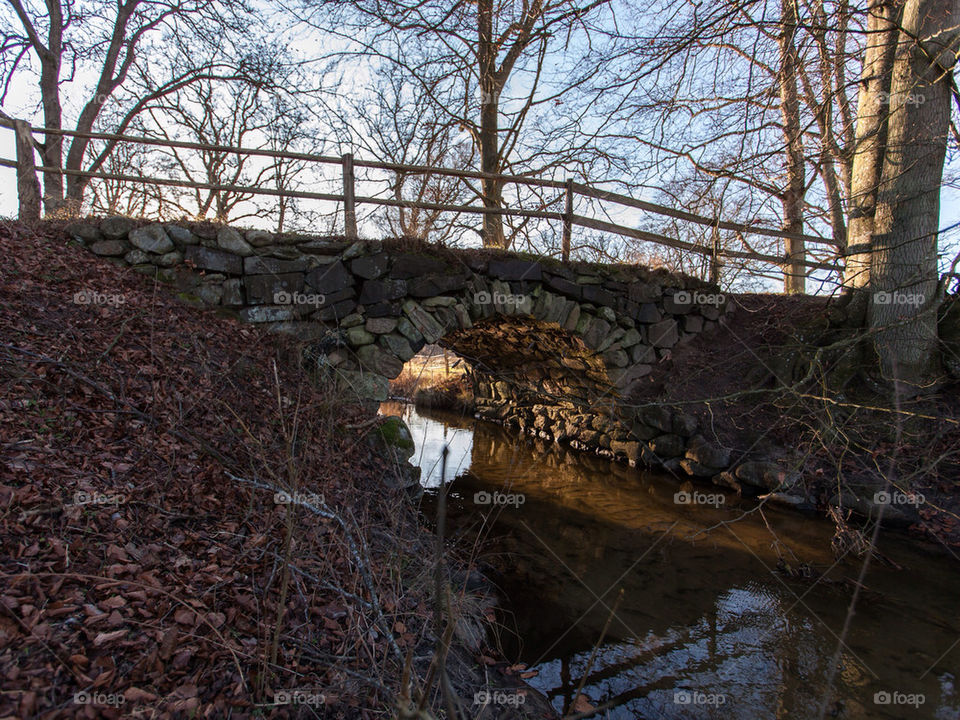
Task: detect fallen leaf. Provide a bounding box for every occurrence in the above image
[93,629,126,647]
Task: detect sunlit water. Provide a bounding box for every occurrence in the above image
[381,401,960,719]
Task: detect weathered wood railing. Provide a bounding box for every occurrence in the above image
[0,119,840,281]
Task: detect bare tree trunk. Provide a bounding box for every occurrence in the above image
[803,0,848,250]
[478,0,506,248]
[778,0,807,294]
[844,0,900,290]
[37,2,64,216]
[868,0,958,388]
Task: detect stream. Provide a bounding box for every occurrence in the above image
[380,401,960,719]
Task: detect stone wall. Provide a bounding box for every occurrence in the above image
[67,217,771,489]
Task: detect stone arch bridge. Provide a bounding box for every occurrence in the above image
[69,217,741,479]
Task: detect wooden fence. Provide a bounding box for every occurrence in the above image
[0,119,841,281]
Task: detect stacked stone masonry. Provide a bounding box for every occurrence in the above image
[68,218,797,492]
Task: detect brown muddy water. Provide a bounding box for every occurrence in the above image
[380,401,960,719]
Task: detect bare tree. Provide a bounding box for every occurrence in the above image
[579,0,866,291]
[633,175,780,290]
[141,79,277,223]
[303,0,616,249]
[843,0,902,292]
[0,0,256,214]
[865,0,959,387]
[328,64,475,243]
[264,98,316,234]
[76,40,319,227]
[779,0,809,293]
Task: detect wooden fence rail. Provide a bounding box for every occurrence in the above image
[0,119,840,278]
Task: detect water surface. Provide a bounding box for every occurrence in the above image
[382,401,960,719]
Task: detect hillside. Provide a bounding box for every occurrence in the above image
[0,222,550,719]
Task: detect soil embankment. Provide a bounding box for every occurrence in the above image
[0,222,553,719]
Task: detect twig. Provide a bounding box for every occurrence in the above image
[226,472,404,662]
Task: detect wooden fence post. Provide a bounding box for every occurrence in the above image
[709,223,721,285]
[13,120,41,222]
[341,152,358,240]
[562,178,574,262]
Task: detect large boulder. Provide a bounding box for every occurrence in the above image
[165,225,197,246]
[129,224,174,254]
[337,370,389,402]
[216,227,254,256]
[244,255,313,274]
[350,253,389,280]
[358,279,407,305]
[374,416,416,460]
[65,221,101,244]
[402,300,445,343]
[488,259,542,281]
[185,246,242,275]
[648,318,679,348]
[357,344,404,377]
[305,261,353,294]
[90,239,127,257]
[378,333,416,362]
[407,273,467,297]
[684,435,731,469]
[101,216,134,240]
[390,254,449,278]
[244,273,305,305]
[649,433,686,458]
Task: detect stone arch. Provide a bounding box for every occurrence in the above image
[327,269,668,408]
[68,218,734,476]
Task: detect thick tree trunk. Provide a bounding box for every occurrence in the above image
[38,58,64,216]
[478,0,506,248]
[844,0,900,290]
[63,103,104,210]
[778,0,807,294]
[868,0,958,388]
[60,1,135,212]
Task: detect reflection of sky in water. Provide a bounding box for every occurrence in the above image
[382,403,472,488]
[527,586,807,719]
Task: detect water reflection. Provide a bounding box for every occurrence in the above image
[381,402,960,719]
[386,401,473,487]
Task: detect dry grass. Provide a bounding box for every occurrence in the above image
[390,347,469,399]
